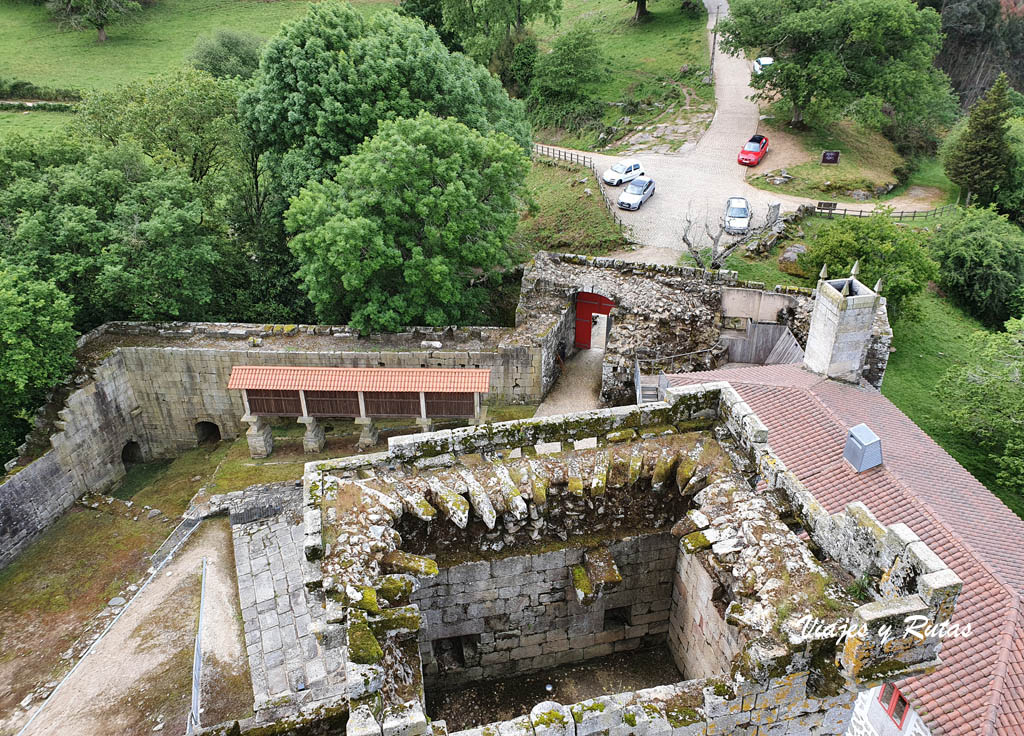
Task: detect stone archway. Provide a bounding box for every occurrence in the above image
[574,292,616,350]
[195,421,222,445]
[121,441,143,466]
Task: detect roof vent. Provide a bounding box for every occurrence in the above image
[844,423,882,472]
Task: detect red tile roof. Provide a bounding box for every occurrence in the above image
[668,364,1024,736]
[227,366,491,394]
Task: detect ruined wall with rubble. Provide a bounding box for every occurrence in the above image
[0,351,145,568]
[413,533,675,689]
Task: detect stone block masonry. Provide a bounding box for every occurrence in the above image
[0,351,146,567]
[413,532,677,688]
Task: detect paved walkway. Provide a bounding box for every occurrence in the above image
[233,498,343,712]
[534,317,606,417]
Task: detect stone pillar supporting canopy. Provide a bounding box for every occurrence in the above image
[299,416,326,454]
[243,414,273,459]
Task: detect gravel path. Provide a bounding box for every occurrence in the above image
[534,318,607,417]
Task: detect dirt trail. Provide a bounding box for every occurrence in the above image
[22,519,243,736]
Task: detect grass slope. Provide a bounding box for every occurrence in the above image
[514,160,628,255]
[533,2,711,150]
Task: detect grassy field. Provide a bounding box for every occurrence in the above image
[514,160,629,255]
[0,109,73,136]
[533,1,712,150]
[749,118,958,205]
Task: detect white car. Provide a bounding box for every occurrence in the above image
[617,177,655,210]
[602,159,645,186]
[753,57,774,74]
[724,197,751,234]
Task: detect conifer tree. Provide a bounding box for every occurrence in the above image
[945,73,1013,205]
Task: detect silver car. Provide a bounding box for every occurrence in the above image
[617,177,655,210]
[724,197,751,234]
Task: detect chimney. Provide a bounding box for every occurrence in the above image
[844,423,882,472]
[803,262,881,383]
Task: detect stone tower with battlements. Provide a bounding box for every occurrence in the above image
[804,263,883,384]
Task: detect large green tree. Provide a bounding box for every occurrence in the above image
[527,25,608,130]
[74,69,240,189]
[440,0,561,65]
[240,2,531,180]
[797,212,937,320]
[931,207,1024,326]
[944,74,1014,206]
[45,0,140,42]
[720,0,956,135]
[189,29,265,80]
[0,265,77,461]
[938,318,1024,496]
[286,113,529,332]
[0,139,220,329]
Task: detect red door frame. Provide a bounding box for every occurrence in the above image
[574,292,615,349]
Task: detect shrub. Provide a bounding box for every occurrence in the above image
[189,29,264,80]
[528,25,607,131]
[797,212,937,320]
[930,206,1024,326]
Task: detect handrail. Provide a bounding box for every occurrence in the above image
[186,557,209,735]
[813,203,958,220]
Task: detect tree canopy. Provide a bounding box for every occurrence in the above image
[240,2,531,178]
[440,0,561,66]
[944,74,1014,207]
[0,265,78,461]
[796,212,937,320]
[931,206,1024,326]
[285,113,529,332]
[45,0,140,42]
[189,29,265,80]
[527,25,608,130]
[938,318,1024,496]
[0,139,220,329]
[719,0,956,140]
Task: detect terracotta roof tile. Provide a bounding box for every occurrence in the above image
[667,364,1024,736]
[227,366,491,394]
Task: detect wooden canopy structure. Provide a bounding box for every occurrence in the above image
[227,366,491,420]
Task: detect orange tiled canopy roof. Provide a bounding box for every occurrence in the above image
[227,366,491,394]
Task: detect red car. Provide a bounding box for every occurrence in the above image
[738,134,769,166]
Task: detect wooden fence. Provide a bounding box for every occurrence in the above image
[814,203,957,221]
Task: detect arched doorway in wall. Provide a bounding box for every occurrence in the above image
[574,292,616,350]
[121,440,143,467]
[195,421,222,445]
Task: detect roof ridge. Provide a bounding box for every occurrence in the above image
[981,595,1024,735]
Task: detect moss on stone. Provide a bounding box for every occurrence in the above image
[858,659,913,681]
[572,564,594,596]
[376,575,414,605]
[382,550,439,577]
[681,531,711,553]
[623,712,637,727]
[533,709,567,727]
[348,621,384,665]
[352,586,380,614]
[570,701,607,723]
[606,429,636,443]
[675,459,697,492]
[567,475,585,495]
[532,469,550,505]
[666,708,702,727]
[368,606,421,638]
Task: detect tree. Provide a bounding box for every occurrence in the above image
[938,318,1024,496]
[626,0,653,22]
[74,69,240,189]
[527,25,607,129]
[796,212,937,320]
[240,3,531,180]
[0,139,220,329]
[189,29,265,80]
[441,0,561,66]
[399,0,463,50]
[0,265,77,461]
[46,0,140,42]
[679,203,782,270]
[931,207,1024,326]
[285,113,529,332]
[719,0,955,134]
[944,74,1014,207]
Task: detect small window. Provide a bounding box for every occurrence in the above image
[879,683,910,729]
[603,605,631,630]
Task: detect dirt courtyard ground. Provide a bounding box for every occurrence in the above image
[20,518,248,736]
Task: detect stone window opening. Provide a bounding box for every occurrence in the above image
[433,634,480,673]
[603,605,632,630]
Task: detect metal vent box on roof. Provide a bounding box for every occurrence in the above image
[844,423,882,472]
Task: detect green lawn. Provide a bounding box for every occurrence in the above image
[533,2,712,150]
[0,0,393,93]
[514,159,629,255]
[0,109,74,137]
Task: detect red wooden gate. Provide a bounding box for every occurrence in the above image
[574,292,615,349]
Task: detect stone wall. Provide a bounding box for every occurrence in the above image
[414,533,676,689]
[0,352,144,567]
[668,550,743,680]
[862,300,893,390]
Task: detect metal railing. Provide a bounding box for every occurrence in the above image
[186,557,209,736]
[813,203,957,220]
[633,341,725,376]
[532,143,593,169]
